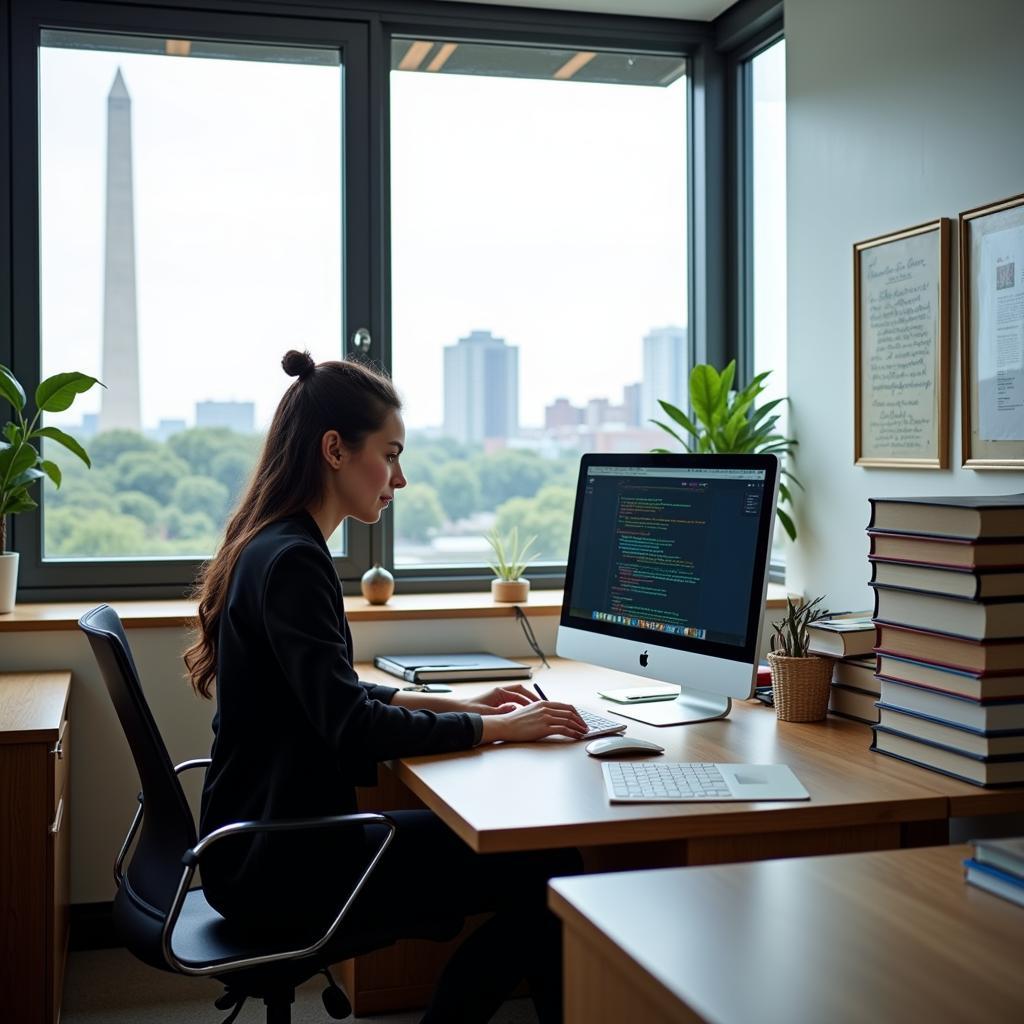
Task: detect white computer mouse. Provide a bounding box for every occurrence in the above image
[585,736,665,758]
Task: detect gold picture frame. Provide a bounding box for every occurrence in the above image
[854,218,950,468]
[960,191,1024,468]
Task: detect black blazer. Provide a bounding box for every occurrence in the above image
[199,511,480,920]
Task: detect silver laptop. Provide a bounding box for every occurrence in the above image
[603,761,810,803]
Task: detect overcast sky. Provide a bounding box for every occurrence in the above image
[39,35,782,433]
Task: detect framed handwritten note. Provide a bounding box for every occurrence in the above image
[854,219,950,468]
[960,191,1024,468]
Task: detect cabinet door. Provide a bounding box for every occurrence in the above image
[50,720,70,1024]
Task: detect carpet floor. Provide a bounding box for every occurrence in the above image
[62,948,540,1024]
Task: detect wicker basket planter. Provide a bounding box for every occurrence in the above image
[767,652,832,722]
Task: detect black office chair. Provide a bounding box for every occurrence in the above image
[79,603,460,1024]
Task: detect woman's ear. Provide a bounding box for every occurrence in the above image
[321,430,346,470]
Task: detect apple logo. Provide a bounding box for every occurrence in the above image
[639,650,649,668]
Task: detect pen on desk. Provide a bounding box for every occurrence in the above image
[534,683,549,701]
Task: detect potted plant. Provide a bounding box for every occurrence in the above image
[0,364,101,612]
[766,596,834,721]
[652,359,800,541]
[485,525,537,603]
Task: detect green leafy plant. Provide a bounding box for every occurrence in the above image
[768,595,831,657]
[652,359,800,541]
[485,525,537,581]
[0,364,102,553]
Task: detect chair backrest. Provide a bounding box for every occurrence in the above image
[79,604,197,919]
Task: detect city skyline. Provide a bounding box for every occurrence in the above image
[40,38,687,435]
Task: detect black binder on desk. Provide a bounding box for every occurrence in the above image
[373,652,533,684]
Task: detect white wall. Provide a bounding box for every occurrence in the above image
[786,0,1024,607]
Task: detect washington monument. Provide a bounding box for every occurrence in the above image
[98,68,142,432]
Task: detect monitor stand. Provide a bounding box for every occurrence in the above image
[609,688,732,727]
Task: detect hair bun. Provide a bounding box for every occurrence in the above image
[282,349,316,380]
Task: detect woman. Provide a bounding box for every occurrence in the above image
[185,349,586,1023]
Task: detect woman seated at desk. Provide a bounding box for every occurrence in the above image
[184,350,586,1024]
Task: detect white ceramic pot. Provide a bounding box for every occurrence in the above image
[0,551,19,614]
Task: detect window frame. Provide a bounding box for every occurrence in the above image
[719,1,785,582]
[8,0,374,599]
[1,0,773,600]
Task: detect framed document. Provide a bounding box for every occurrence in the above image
[854,218,950,467]
[960,191,1024,468]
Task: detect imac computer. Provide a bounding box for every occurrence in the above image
[557,452,780,726]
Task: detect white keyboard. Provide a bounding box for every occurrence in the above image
[577,706,627,739]
[602,761,811,803]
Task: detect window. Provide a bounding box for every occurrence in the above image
[39,32,345,561]
[750,39,786,434]
[749,38,787,570]
[389,39,688,570]
[3,2,735,598]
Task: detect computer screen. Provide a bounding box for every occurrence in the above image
[557,453,779,725]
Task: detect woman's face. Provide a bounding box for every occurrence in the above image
[332,408,407,524]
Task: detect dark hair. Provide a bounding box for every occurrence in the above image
[184,350,400,699]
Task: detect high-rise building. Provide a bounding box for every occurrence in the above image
[195,401,255,433]
[98,68,142,434]
[641,326,688,427]
[443,330,518,444]
[622,382,642,427]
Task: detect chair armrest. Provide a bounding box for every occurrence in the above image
[114,759,213,889]
[174,757,212,776]
[161,811,397,977]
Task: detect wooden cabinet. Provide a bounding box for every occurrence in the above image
[0,672,72,1024]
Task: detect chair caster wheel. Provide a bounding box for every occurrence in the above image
[322,983,352,1019]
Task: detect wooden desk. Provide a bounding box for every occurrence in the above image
[362,659,962,868]
[549,845,1024,1024]
[345,659,1024,1012]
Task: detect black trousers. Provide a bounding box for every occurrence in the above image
[343,809,583,1024]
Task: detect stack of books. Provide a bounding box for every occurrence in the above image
[964,836,1024,908]
[867,493,1024,787]
[804,615,878,724]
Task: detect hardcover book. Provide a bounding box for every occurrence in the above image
[877,678,1024,732]
[867,531,1024,569]
[805,614,874,657]
[963,859,1024,907]
[972,836,1024,878]
[831,655,879,694]
[869,559,1024,600]
[875,623,1024,674]
[876,654,1024,701]
[872,729,1024,786]
[872,585,1024,641]
[877,707,1024,758]
[828,684,879,724]
[867,493,1024,539]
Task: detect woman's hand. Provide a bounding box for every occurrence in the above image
[465,683,539,716]
[479,700,588,744]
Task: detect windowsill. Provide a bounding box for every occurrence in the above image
[0,583,790,632]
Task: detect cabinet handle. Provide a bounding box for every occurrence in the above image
[51,719,67,760]
[50,796,65,835]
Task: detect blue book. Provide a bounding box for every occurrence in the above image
[963,858,1024,908]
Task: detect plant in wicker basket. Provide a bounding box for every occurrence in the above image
[767,596,834,722]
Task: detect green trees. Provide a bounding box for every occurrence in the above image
[435,462,480,522]
[38,424,583,563]
[41,426,258,558]
[494,484,575,562]
[395,483,444,542]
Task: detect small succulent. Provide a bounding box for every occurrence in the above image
[485,526,537,581]
[769,596,831,657]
